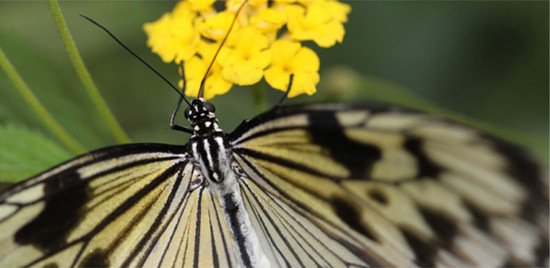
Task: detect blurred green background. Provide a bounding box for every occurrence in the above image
[0,1,548,180]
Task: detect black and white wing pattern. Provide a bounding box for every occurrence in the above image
[0,144,239,267]
[230,103,549,267]
[0,104,547,268]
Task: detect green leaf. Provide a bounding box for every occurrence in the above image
[49,0,130,143]
[0,124,70,182]
[0,31,111,150]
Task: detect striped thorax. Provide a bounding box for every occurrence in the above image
[186,99,226,185]
[186,98,269,268]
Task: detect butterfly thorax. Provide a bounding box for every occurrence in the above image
[186,99,232,186]
[185,99,222,137]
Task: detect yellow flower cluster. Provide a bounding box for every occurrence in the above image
[144,0,351,99]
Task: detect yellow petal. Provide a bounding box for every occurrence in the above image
[314,21,345,47]
[325,0,352,22]
[291,46,320,72]
[270,40,301,65]
[189,0,215,11]
[203,73,233,99]
[228,27,269,52]
[248,50,272,69]
[289,72,319,97]
[250,8,287,33]
[198,11,236,41]
[286,1,349,48]
[144,12,199,63]
[172,1,195,18]
[265,67,291,91]
[227,0,268,11]
[222,63,264,85]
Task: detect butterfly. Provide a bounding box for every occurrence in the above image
[1,98,548,267]
[1,6,548,268]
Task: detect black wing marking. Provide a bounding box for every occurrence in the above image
[0,143,239,267]
[230,103,549,267]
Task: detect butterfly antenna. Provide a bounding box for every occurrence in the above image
[80,14,191,106]
[197,0,248,99]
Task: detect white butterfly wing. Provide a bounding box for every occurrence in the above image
[230,104,548,267]
[0,104,547,268]
[0,144,239,267]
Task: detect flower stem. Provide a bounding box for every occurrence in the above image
[0,48,85,154]
[48,0,130,143]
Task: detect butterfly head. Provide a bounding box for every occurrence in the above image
[185,99,221,136]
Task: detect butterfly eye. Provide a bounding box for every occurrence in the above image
[184,107,191,119]
[204,102,215,113]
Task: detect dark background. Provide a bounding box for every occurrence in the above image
[0,1,547,161]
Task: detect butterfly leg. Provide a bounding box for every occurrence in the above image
[234,74,294,129]
[169,62,194,134]
[169,94,194,134]
[276,73,295,106]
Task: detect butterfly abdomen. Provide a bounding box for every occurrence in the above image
[189,120,270,268]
